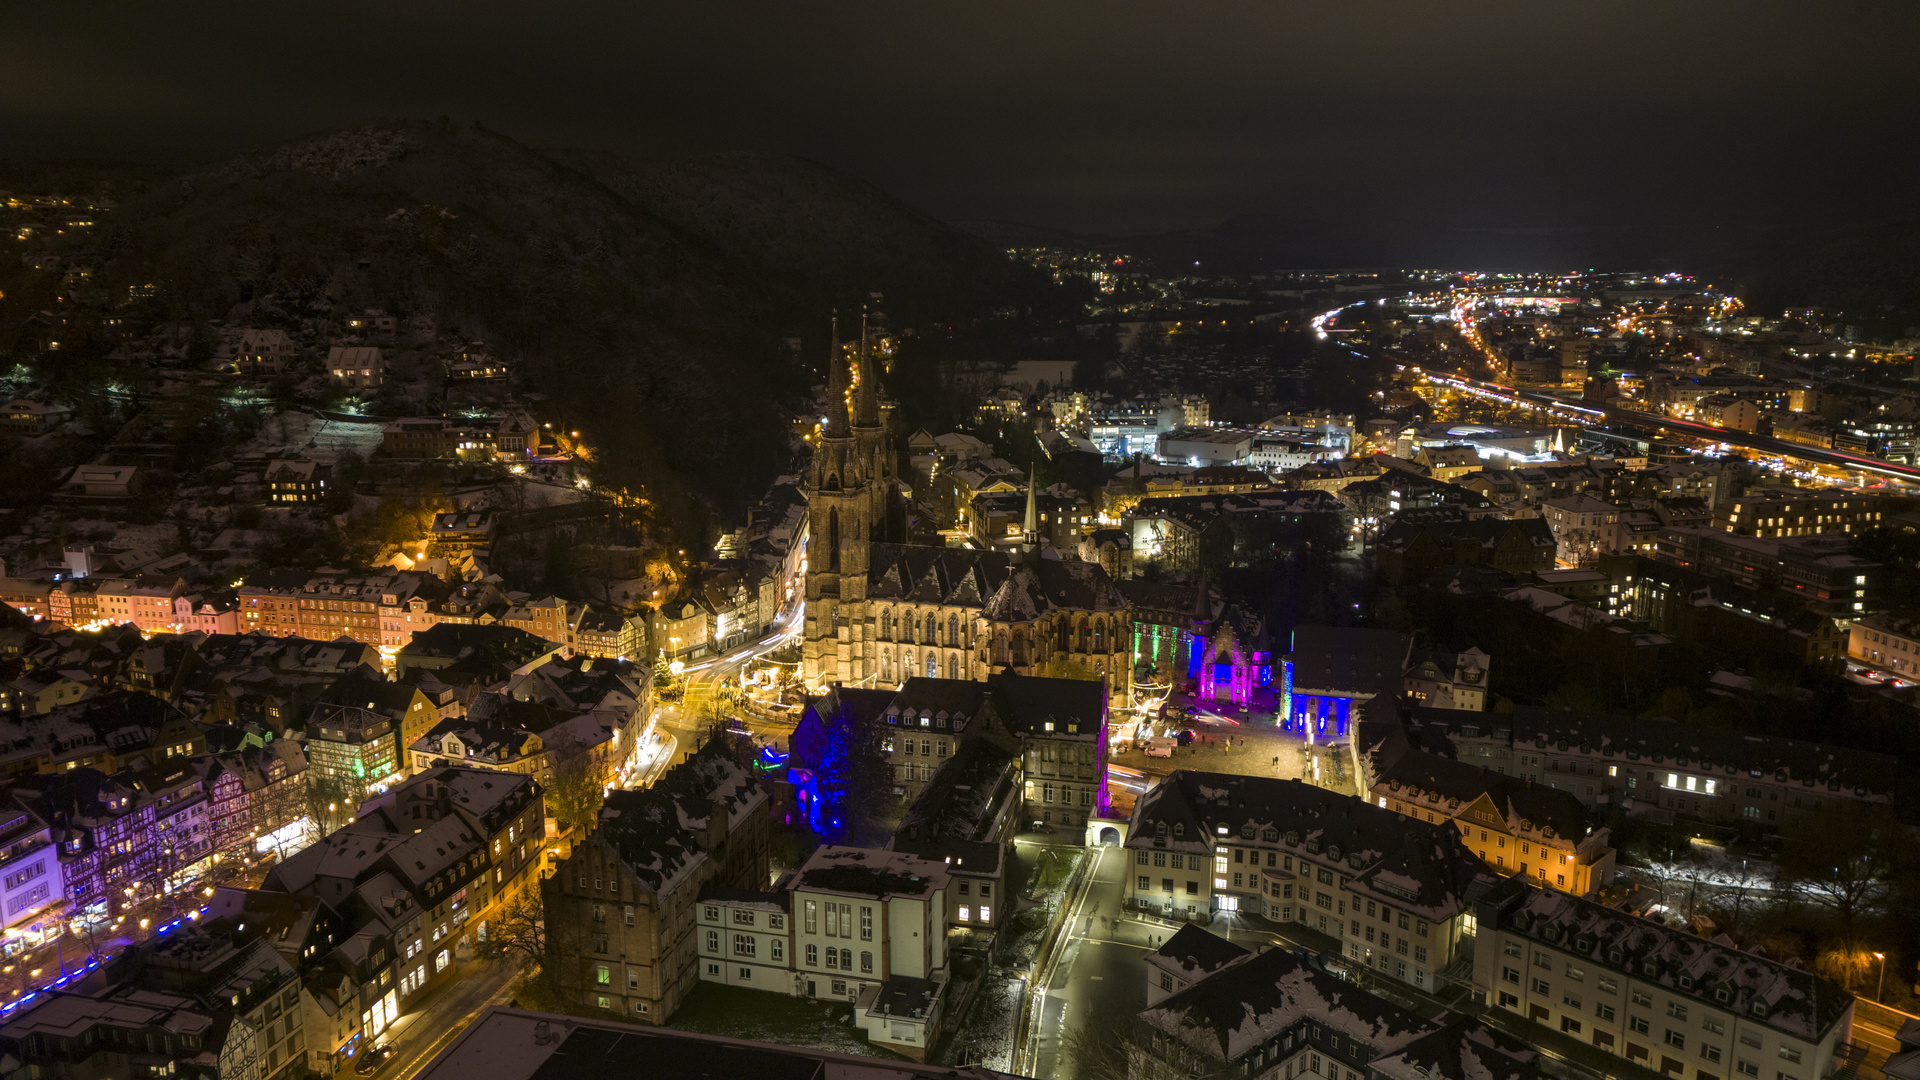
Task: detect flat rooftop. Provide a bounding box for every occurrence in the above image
[415,1006,1022,1080]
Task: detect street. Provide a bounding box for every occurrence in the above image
[1029,845,1156,1080]
[642,619,802,785]
[381,956,517,1080]
[1028,841,1672,1080]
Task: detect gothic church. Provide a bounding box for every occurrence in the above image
[802,315,1132,694]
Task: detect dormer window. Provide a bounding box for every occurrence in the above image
[1173,823,1184,837]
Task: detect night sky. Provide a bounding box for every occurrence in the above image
[5,2,1916,236]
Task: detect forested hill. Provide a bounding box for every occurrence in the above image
[21,119,1024,510]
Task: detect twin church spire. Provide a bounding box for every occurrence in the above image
[823,308,883,441]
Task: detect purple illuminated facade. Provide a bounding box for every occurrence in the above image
[1186,606,1273,711]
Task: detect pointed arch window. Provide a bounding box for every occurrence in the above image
[946,653,960,680]
[947,614,960,647]
[926,654,937,678]
[925,613,937,645]
[827,510,840,574]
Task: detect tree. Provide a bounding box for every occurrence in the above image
[1776,802,1897,947]
[479,891,547,969]
[814,709,892,844]
[544,744,607,839]
[306,769,363,837]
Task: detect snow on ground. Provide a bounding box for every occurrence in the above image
[664,982,899,1061]
[240,411,386,460]
[941,976,1019,1071]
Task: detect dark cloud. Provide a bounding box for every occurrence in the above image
[3,2,1915,234]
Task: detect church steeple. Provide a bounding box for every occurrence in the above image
[853,307,880,429]
[824,312,850,440]
[1021,466,1041,557]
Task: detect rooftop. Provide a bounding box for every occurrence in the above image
[795,846,949,900]
[413,1006,1021,1080]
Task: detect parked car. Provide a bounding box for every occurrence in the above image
[1175,729,1196,746]
[1144,738,1174,758]
[355,1046,394,1075]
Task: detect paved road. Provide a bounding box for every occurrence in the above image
[385,957,517,1080]
[1032,846,1157,1080]
[651,617,802,770]
[1035,840,1651,1080]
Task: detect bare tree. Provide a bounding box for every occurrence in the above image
[1058,1011,1237,1080]
[1776,802,1896,949]
[479,892,547,968]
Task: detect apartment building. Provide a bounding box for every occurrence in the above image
[1474,879,1854,1080]
[1143,923,1248,1007]
[264,765,544,1056]
[786,846,951,1058]
[1134,928,1541,1080]
[879,679,989,805]
[0,805,60,932]
[1125,770,1488,994]
[1716,488,1887,539]
[888,738,1017,937]
[547,737,769,1022]
[1372,747,1615,896]
[307,667,435,791]
[794,671,1109,834]
[1410,706,1896,832]
[1652,527,1874,619]
[236,327,296,376]
[239,570,449,649]
[695,886,791,991]
[1848,612,1920,676]
[1542,494,1623,564]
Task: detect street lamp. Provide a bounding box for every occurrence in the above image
[1873,952,1886,1003]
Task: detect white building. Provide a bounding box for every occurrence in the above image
[1475,879,1855,1080]
[695,886,792,991]
[1125,770,1487,994]
[1542,494,1622,565]
[691,845,954,1061]
[1156,427,1255,467]
[0,807,62,936]
[1248,437,1339,474]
